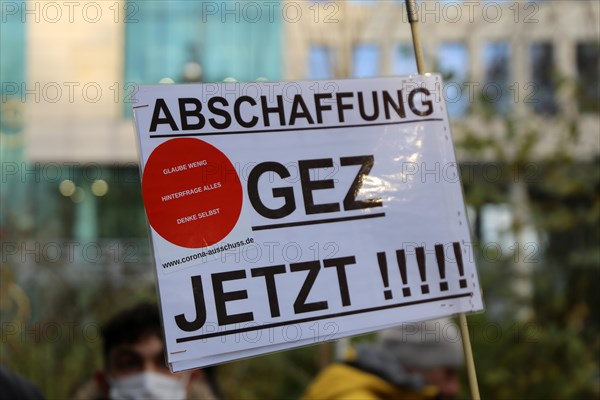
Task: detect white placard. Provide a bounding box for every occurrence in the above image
[133,75,484,372]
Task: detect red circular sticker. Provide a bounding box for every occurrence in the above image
[142,138,243,248]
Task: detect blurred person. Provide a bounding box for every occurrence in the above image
[302,318,464,400]
[0,364,45,400]
[73,303,219,400]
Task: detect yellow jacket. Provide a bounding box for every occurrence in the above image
[302,363,440,400]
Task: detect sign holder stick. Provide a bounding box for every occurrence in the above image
[459,313,480,399]
[405,1,481,399]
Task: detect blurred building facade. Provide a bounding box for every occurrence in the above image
[1,1,599,398]
[1,1,283,274]
[1,0,599,319]
[286,0,599,155]
[282,0,600,321]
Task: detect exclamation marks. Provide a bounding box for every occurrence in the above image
[415,247,429,294]
[377,252,393,300]
[435,244,449,291]
[395,249,411,297]
[453,242,467,288]
[377,243,468,299]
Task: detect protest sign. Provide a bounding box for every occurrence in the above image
[133,75,484,371]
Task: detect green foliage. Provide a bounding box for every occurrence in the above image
[0,267,158,399]
[453,83,600,398]
[218,345,322,400]
[465,315,598,399]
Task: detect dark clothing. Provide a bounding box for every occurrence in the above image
[0,365,44,400]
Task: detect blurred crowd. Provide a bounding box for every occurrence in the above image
[1,302,465,400]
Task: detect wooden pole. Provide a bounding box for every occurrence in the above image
[404,1,481,399]
[459,313,481,399]
[405,0,425,75]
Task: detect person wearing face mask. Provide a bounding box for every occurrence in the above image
[73,303,220,400]
[302,318,464,400]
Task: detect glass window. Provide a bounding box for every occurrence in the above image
[0,7,25,134]
[393,43,417,76]
[353,44,380,78]
[576,42,600,113]
[96,167,147,238]
[29,165,149,240]
[0,10,25,89]
[0,8,26,229]
[483,42,512,114]
[530,42,558,115]
[438,42,469,117]
[124,1,282,114]
[480,203,539,255]
[309,46,334,80]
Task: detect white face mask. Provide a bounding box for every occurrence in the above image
[108,371,187,400]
